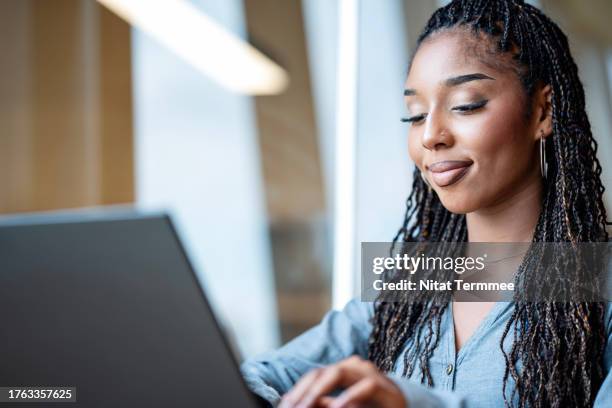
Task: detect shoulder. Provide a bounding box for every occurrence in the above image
[340,298,375,327]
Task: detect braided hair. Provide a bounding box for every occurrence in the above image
[367,1,611,407]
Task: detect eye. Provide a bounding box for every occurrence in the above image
[400,113,427,125]
[452,99,488,113]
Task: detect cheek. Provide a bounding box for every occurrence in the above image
[457,106,533,174]
[450,106,536,205]
[436,105,534,213]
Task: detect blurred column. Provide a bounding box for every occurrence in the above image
[301,0,338,227]
[0,0,133,213]
[541,0,612,217]
[407,0,440,50]
[354,0,413,295]
[0,0,32,212]
[574,42,612,214]
[243,0,332,340]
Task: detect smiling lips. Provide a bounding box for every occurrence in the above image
[426,160,473,187]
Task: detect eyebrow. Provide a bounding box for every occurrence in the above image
[404,72,495,96]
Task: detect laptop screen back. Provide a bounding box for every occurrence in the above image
[0,211,260,407]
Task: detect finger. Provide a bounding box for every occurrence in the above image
[279,368,324,408]
[316,396,360,408]
[296,359,368,408]
[314,396,335,408]
[280,357,373,408]
[329,377,381,408]
[293,365,349,407]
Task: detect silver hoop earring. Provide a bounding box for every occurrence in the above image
[420,170,431,189]
[540,133,548,180]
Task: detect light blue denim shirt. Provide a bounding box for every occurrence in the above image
[240,299,612,407]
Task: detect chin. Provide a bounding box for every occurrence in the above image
[435,192,479,214]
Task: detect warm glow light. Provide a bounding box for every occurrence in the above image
[97,0,289,95]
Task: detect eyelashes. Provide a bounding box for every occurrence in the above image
[401,114,426,124]
[451,99,489,112]
[401,99,489,124]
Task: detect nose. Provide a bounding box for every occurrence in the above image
[421,109,452,151]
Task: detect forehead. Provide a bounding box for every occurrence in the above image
[405,28,516,89]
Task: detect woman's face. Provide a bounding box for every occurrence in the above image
[405,29,543,214]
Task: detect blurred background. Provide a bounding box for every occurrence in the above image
[0,0,611,359]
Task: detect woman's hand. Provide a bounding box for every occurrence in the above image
[277,355,407,408]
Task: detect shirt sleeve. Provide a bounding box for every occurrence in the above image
[239,298,374,406]
[593,302,612,407]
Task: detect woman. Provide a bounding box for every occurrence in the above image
[240,1,612,407]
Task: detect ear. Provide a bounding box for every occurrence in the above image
[533,83,553,141]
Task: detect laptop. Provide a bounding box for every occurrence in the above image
[0,208,270,407]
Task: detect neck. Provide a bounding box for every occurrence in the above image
[466,175,543,243]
